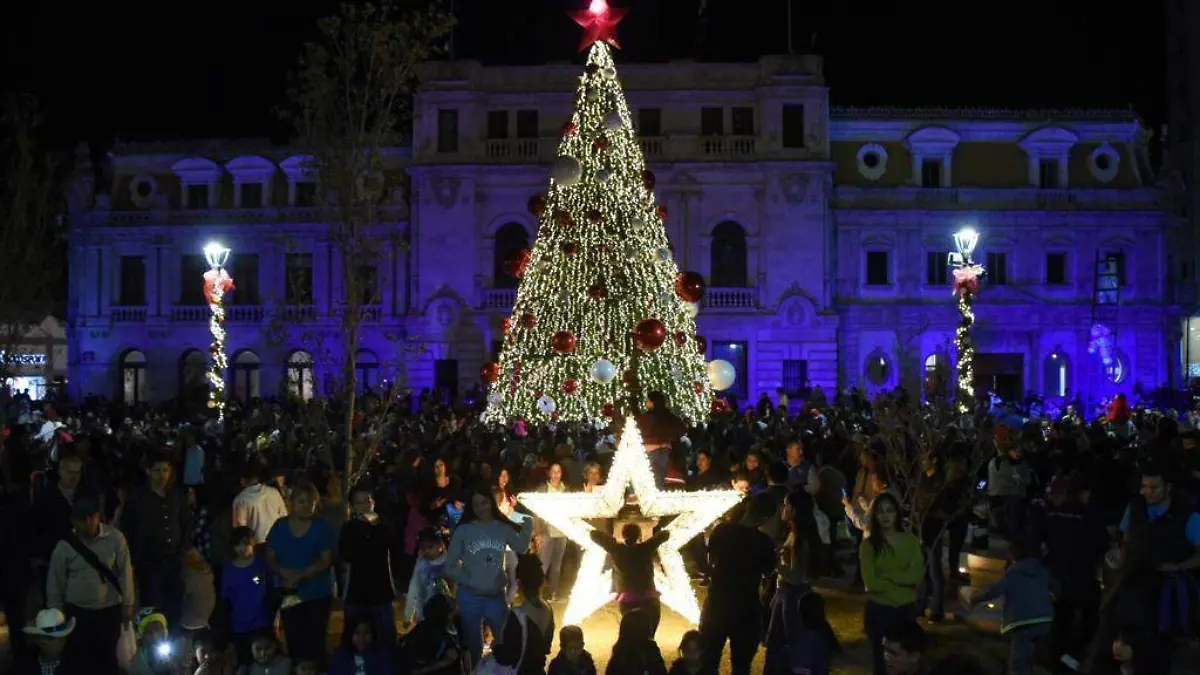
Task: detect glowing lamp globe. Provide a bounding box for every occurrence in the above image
[589,0,608,14]
[204,243,231,269]
[953,228,979,261]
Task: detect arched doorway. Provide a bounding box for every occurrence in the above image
[120,349,149,403]
[232,350,260,401]
[710,221,748,287]
[355,349,379,394]
[286,350,315,400]
[924,353,950,399]
[493,222,530,289]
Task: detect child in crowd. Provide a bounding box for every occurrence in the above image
[329,617,393,675]
[970,538,1058,675]
[397,595,466,675]
[221,527,273,666]
[547,626,596,675]
[667,631,711,675]
[130,610,182,675]
[192,637,237,675]
[291,658,321,675]
[234,634,290,675]
[404,527,451,626]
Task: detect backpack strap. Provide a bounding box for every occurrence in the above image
[63,531,123,599]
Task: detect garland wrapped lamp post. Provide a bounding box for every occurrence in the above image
[203,242,234,421]
[949,228,984,414]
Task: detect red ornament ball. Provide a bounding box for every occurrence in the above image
[674,271,706,303]
[693,381,704,394]
[633,318,667,351]
[695,335,708,355]
[673,331,687,347]
[501,317,512,334]
[711,397,730,415]
[601,403,616,419]
[551,330,578,355]
[521,312,536,328]
[586,63,600,75]
[656,204,669,220]
[505,249,532,279]
[563,379,579,395]
[623,369,637,386]
[480,362,501,385]
[642,169,656,191]
[561,241,580,257]
[554,209,575,228]
[528,194,547,216]
[562,121,578,137]
[587,209,603,224]
[587,282,607,300]
[593,136,611,151]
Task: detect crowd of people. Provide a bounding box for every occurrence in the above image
[0,384,1196,675]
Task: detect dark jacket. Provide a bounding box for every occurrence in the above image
[591,530,668,598]
[494,605,554,675]
[338,516,397,604]
[667,660,717,675]
[975,557,1059,635]
[548,651,598,675]
[0,489,33,596]
[33,487,73,562]
[606,641,667,675]
[120,485,191,561]
[703,521,776,624]
[1035,500,1107,595]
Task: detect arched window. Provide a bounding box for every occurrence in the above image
[233,350,261,402]
[355,349,379,394]
[179,349,208,400]
[924,353,949,398]
[1042,351,1070,398]
[493,222,530,289]
[120,349,149,403]
[864,349,891,386]
[287,350,315,401]
[710,221,748,287]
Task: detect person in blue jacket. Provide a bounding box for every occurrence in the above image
[969,538,1058,675]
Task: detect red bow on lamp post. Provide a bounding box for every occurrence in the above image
[571,0,628,51]
[951,264,983,297]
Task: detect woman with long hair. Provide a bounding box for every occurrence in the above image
[445,487,534,665]
[535,461,570,600]
[858,493,923,675]
[328,617,392,675]
[765,491,840,675]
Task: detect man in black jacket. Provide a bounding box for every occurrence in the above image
[120,453,191,626]
[699,492,776,675]
[590,522,669,636]
[339,487,398,646]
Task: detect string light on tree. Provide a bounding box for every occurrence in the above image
[483,0,715,425]
[203,242,234,421]
[948,228,984,414]
[518,418,743,625]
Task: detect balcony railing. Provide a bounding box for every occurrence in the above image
[111,305,147,322]
[170,306,208,322]
[227,306,267,322]
[281,305,318,322]
[704,287,758,310]
[335,304,383,322]
[91,203,410,227]
[485,138,542,160]
[834,186,1165,211]
[700,136,757,157]
[639,137,664,158]
[482,288,518,310]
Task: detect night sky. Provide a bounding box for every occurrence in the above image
[3,0,1166,147]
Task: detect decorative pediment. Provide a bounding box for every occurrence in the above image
[170,157,222,182]
[861,233,895,248]
[279,155,316,180]
[903,126,961,154]
[225,155,276,181]
[920,233,955,249]
[1040,232,1076,246]
[1018,126,1079,155]
[774,285,819,326]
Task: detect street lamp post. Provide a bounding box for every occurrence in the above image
[203,243,234,421]
[949,228,984,414]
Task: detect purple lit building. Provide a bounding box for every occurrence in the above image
[67,56,1181,406]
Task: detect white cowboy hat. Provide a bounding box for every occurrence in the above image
[23,609,75,638]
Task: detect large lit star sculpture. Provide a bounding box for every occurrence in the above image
[518,418,743,624]
[570,0,628,51]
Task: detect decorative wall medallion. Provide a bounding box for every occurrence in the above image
[1088,143,1120,183]
[129,174,158,209]
[780,174,807,204]
[856,144,889,181]
[431,176,460,208]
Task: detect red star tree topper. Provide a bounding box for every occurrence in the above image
[571,0,628,51]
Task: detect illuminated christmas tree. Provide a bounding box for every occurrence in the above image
[481,0,712,425]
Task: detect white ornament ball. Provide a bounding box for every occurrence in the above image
[537,395,557,415]
[604,65,617,78]
[684,302,700,318]
[551,155,582,186]
[657,248,671,261]
[487,391,503,405]
[586,87,600,102]
[590,358,617,384]
[604,112,622,132]
[659,291,674,306]
[597,168,612,183]
[708,359,737,392]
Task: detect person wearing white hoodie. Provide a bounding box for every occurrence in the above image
[232,463,288,545]
[403,528,450,626]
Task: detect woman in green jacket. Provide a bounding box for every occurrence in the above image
[858,493,924,675]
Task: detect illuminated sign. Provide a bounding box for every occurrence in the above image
[0,351,47,366]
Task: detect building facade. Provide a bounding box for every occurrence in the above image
[1166,0,1200,376]
[67,55,1180,406]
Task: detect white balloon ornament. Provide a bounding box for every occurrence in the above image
[596,168,612,183]
[551,155,582,186]
[604,112,622,132]
[684,302,699,318]
[537,395,557,415]
[590,358,617,384]
[708,359,737,392]
[487,391,504,406]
